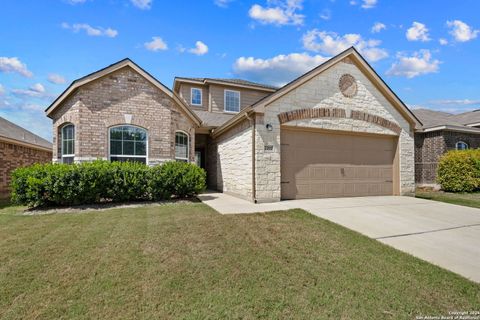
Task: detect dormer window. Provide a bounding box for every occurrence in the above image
[225,90,240,113]
[191,88,202,106]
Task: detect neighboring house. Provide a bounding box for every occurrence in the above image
[0,117,52,199]
[413,108,480,186]
[46,47,421,202]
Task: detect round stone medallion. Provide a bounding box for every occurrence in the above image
[339,74,357,98]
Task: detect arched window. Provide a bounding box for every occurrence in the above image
[456,141,469,150]
[61,124,75,164]
[109,125,147,164]
[175,131,189,162]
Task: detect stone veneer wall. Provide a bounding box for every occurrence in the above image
[209,118,253,200]
[0,140,52,199]
[255,59,415,202]
[50,66,196,165]
[415,130,480,184]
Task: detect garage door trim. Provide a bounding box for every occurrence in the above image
[280,125,400,199]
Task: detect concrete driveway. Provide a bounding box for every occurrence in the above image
[198,192,480,283]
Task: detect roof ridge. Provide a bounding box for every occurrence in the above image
[174,76,279,90]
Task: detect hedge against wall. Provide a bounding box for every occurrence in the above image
[11,160,206,208]
[437,149,480,192]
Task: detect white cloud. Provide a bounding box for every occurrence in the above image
[62,23,118,38]
[233,52,329,86]
[386,50,440,78]
[144,37,168,51]
[30,83,45,93]
[302,29,388,62]
[22,104,45,111]
[131,0,152,9]
[319,9,331,21]
[447,20,479,42]
[214,0,233,7]
[439,38,448,45]
[429,99,480,106]
[0,84,5,95]
[11,83,53,98]
[371,22,386,33]
[361,0,377,9]
[351,0,377,9]
[406,22,430,42]
[249,0,304,26]
[48,73,67,84]
[0,57,33,77]
[188,41,209,56]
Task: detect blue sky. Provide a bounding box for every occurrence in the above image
[1,0,480,141]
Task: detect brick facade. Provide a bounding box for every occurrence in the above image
[415,130,480,184]
[50,66,197,165]
[0,140,52,199]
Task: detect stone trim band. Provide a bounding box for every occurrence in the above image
[277,108,402,134]
[278,108,346,124]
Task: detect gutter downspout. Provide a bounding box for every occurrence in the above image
[244,112,257,203]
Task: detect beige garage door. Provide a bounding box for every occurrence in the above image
[281,128,397,199]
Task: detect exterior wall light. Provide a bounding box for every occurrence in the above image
[266,124,273,131]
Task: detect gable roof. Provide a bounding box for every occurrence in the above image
[173,77,278,92]
[45,58,201,126]
[213,47,422,138]
[412,108,480,133]
[0,116,52,151]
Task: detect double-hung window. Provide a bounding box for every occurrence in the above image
[61,124,75,164]
[224,90,240,113]
[191,88,202,106]
[175,131,189,162]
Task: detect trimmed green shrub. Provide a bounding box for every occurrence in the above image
[437,149,480,192]
[159,161,207,198]
[11,160,206,208]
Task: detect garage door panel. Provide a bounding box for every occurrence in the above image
[281,129,397,199]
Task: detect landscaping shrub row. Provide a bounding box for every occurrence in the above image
[437,149,480,192]
[11,160,206,208]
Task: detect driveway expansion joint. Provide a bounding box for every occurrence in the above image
[375,223,480,240]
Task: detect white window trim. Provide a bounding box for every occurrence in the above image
[108,125,149,163]
[61,124,75,163]
[224,89,241,113]
[456,141,469,150]
[175,130,190,161]
[190,87,203,106]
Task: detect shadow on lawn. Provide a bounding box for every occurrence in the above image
[0,199,12,210]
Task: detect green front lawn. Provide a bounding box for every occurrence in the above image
[416,189,480,209]
[0,203,478,319]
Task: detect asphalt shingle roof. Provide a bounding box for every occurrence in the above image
[0,116,52,149]
[177,77,278,91]
[411,109,462,128]
[412,108,480,127]
[193,110,235,127]
[450,110,480,125]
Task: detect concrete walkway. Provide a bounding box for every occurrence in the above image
[198,191,480,283]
